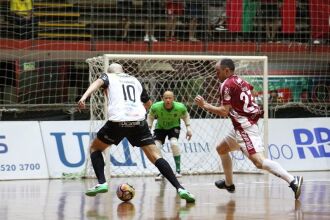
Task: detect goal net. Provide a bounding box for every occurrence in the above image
[84,54,268,178]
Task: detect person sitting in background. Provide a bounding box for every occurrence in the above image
[185,0,203,42]
[260,0,282,43]
[269,90,279,104]
[208,1,227,32]
[117,0,133,42]
[10,0,33,39]
[142,0,161,43]
[165,0,184,42]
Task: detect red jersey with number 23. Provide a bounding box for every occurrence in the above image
[220,75,262,130]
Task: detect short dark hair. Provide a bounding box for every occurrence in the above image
[220,59,235,71]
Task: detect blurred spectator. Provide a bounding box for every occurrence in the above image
[117,0,133,42]
[260,0,282,42]
[165,0,184,41]
[9,0,33,39]
[185,0,203,42]
[269,90,279,103]
[208,1,227,33]
[142,0,161,42]
[269,89,285,104]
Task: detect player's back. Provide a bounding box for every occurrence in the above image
[221,75,261,128]
[106,73,146,122]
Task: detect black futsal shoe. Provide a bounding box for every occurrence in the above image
[290,176,303,200]
[215,179,235,193]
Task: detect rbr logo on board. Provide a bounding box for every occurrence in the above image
[293,127,330,159]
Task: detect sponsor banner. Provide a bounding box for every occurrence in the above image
[40,118,330,177]
[1,118,329,180]
[40,120,224,178]
[40,121,90,178]
[268,118,330,171]
[0,122,49,180]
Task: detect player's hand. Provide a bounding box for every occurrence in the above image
[186,126,192,141]
[186,130,192,141]
[77,98,86,111]
[194,95,205,108]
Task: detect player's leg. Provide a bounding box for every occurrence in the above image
[153,129,167,180]
[132,121,195,203]
[240,125,303,199]
[249,152,303,199]
[85,121,118,196]
[168,127,182,177]
[248,152,294,182]
[143,143,178,186]
[214,133,238,193]
[85,137,110,196]
[90,138,109,183]
[141,139,181,189]
[142,144,195,203]
[154,139,165,180]
[170,137,181,176]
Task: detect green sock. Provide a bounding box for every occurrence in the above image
[174,155,181,173]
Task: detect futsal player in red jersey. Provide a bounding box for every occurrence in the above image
[194,58,303,199]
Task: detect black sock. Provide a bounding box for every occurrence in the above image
[91,151,106,184]
[155,158,183,190]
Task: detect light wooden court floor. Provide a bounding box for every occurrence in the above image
[0,171,329,220]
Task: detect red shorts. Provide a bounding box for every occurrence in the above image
[166,1,184,16]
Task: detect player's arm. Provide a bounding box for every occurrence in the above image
[144,100,153,110]
[194,95,230,117]
[181,111,192,140]
[147,111,155,129]
[141,86,152,110]
[78,75,106,110]
[147,102,156,129]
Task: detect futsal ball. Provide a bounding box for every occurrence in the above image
[116,183,135,202]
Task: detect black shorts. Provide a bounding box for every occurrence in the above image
[153,127,180,144]
[97,120,155,147]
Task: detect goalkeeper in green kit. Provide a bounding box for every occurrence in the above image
[147,91,192,180]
